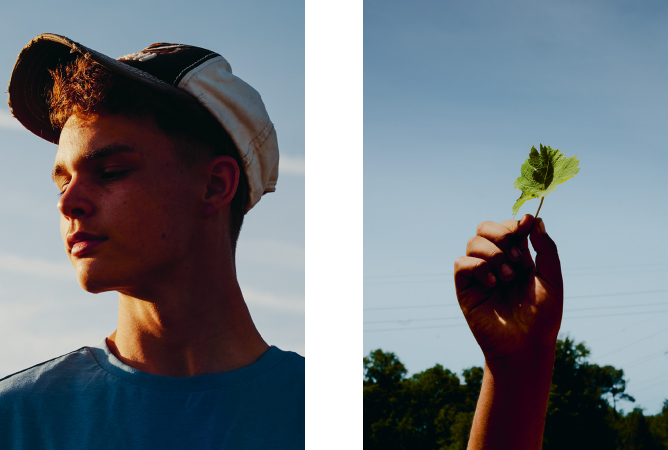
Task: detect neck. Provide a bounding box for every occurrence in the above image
[106,248,269,377]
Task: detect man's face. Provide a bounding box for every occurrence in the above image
[54,112,204,295]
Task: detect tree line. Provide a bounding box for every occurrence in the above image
[364,337,668,449]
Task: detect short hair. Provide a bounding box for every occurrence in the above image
[47,57,248,249]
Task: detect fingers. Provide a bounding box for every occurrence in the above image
[500,214,534,238]
[477,215,533,255]
[457,215,551,296]
[529,218,563,292]
[497,215,536,269]
[466,236,516,282]
[476,220,516,252]
[454,256,497,292]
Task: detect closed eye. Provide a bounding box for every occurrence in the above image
[100,168,130,182]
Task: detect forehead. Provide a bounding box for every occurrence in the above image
[54,112,174,167]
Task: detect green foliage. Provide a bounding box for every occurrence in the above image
[545,337,624,449]
[363,350,480,450]
[613,408,663,450]
[364,349,407,388]
[512,144,580,217]
[647,400,668,449]
[364,339,667,450]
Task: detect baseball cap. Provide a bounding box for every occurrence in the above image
[7,33,279,212]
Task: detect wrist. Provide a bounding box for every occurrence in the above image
[484,345,556,382]
[469,345,557,449]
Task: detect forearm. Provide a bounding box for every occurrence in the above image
[467,347,556,450]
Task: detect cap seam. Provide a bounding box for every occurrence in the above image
[172,51,217,86]
[249,121,274,155]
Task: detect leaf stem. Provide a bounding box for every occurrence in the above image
[535,197,544,218]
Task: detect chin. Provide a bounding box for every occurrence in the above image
[73,260,121,294]
[76,273,114,294]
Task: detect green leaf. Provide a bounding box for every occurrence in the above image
[512,144,579,217]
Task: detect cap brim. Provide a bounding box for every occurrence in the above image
[7,33,196,144]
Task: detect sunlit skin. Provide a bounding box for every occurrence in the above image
[54,112,268,377]
[454,215,563,449]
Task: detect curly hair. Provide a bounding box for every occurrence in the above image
[48,56,248,248]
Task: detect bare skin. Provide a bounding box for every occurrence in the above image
[454,214,563,449]
[54,111,269,377]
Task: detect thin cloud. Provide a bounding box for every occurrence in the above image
[237,238,304,271]
[0,190,59,223]
[0,111,24,131]
[279,155,305,175]
[242,287,304,314]
[0,253,72,280]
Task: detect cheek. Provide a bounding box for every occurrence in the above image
[60,216,68,243]
[111,188,192,248]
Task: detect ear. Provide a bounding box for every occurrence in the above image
[202,156,240,217]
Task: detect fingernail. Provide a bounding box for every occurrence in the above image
[488,272,496,285]
[538,219,546,234]
[510,246,521,260]
[501,264,513,278]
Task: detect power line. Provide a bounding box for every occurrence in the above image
[365,272,454,280]
[567,302,666,312]
[364,263,668,280]
[567,289,667,300]
[364,289,668,311]
[364,268,668,285]
[365,316,462,325]
[363,305,668,325]
[566,263,668,271]
[364,290,667,311]
[589,316,660,343]
[363,323,469,333]
[630,378,668,394]
[364,316,668,334]
[564,310,668,320]
[563,268,668,278]
[364,303,450,311]
[598,328,668,358]
[621,349,668,369]
[629,373,668,389]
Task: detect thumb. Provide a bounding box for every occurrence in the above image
[529,218,563,293]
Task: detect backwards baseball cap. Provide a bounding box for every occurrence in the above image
[7,33,278,212]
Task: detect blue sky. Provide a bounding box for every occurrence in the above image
[0,0,304,373]
[364,0,667,414]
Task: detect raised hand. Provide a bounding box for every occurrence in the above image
[454,214,563,365]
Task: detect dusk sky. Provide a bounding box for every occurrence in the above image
[364,0,667,414]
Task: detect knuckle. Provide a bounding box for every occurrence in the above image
[496,233,514,249]
[489,250,507,266]
[476,221,493,236]
[472,259,488,272]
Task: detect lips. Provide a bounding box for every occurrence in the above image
[67,231,108,257]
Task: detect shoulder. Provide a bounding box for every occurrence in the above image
[247,346,304,395]
[0,346,96,400]
[276,348,305,369]
[269,347,304,379]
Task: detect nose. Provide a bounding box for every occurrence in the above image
[57,178,95,219]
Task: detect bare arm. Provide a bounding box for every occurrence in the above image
[454,215,563,449]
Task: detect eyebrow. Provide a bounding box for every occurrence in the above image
[52,144,138,183]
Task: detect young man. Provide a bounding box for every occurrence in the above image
[454,214,563,449]
[1,34,304,448]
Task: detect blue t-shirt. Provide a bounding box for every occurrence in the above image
[0,340,304,449]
